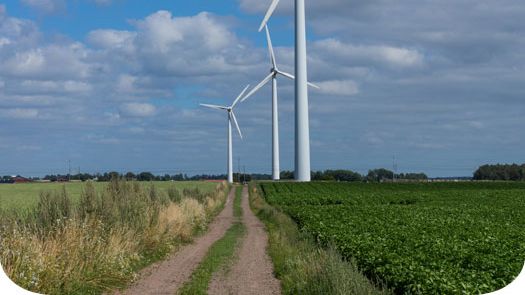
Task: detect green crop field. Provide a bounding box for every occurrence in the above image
[260,182,525,294]
[0,181,218,211]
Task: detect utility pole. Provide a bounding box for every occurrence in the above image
[68,160,71,182]
[243,165,246,184]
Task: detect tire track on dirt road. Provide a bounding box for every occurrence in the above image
[114,188,236,295]
[208,185,281,295]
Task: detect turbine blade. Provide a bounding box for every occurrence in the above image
[200,104,228,110]
[277,70,295,80]
[265,25,277,69]
[277,70,321,89]
[259,0,281,32]
[241,72,274,102]
[230,111,243,139]
[232,84,250,108]
[307,82,321,89]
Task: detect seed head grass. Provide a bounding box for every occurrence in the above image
[0,179,229,294]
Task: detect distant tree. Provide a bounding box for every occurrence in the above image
[473,164,525,181]
[397,173,428,180]
[280,171,294,180]
[137,172,155,181]
[1,176,14,183]
[171,173,184,181]
[311,170,363,182]
[327,170,363,182]
[125,172,136,181]
[367,169,394,182]
[44,175,58,182]
[108,171,120,180]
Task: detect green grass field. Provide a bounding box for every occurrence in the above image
[261,182,525,294]
[0,181,218,211]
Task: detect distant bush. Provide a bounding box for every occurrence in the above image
[312,170,363,182]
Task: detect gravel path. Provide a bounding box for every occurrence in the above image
[208,185,281,295]
[114,188,236,295]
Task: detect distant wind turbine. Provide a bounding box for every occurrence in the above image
[242,25,318,181]
[200,85,250,184]
[259,0,314,182]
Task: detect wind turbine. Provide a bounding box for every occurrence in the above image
[242,25,318,181]
[200,85,250,184]
[259,0,314,181]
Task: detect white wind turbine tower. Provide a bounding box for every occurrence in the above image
[200,85,250,184]
[259,0,314,181]
[242,25,318,181]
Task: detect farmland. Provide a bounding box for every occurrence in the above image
[260,182,525,294]
[0,181,217,211]
[0,180,229,294]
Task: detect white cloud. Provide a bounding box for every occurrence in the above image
[362,132,385,146]
[0,9,40,43]
[314,39,424,68]
[130,11,248,76]
[0,37,10,47]
[0,108,39,119]
[87,29,136,51]
[12,80,91,95]
[316,80,359,96]
[2,44,91,80]
[119,103,156,117]
[83,134,120,144]
[21,0,65,14]
[116,74,138,94]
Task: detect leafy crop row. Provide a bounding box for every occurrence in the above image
[261,182,525,294]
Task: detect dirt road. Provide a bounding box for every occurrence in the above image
[115,188,236,295]
[208,185,281,295]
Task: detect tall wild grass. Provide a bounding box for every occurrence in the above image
[0,179,228,294]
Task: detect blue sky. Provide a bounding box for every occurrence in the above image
[0,0,524,177]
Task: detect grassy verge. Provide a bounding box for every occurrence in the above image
[0,180,229,294]
[178,186,244,295]
[233,185,243,218]
[130,184,231,273]
[249,182,390,295]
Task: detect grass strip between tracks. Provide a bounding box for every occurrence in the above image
[178,186,245,295]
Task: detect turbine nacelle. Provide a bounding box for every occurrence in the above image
[199,84,250,140]
[241,25,319,103]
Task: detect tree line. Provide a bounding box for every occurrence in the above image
[279,169,428,182]
[1,169,430,183]
[473,164,525,181]
[18,164,525,183]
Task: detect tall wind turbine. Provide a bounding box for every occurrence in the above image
[242,25,318,181]
[200,85,249,184]
[259,0,314,181]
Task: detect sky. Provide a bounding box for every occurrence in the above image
[0,0,523,177]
